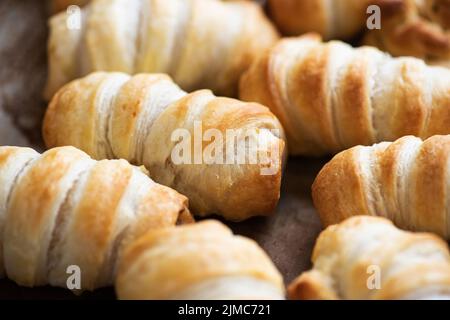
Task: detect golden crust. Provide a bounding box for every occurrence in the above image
[288,270,338,300]
[62,159,133,290]
[116,220,284,299]
[240,34,450,156]
[44,0,278,99]
[43,72,118,157]
[44,72,286,221]
[268,0,328,37]
[109,73,172,162]
[312,147,373,227]
[289,216,450,300]
[4,147,91,286]
[0,147,39,279]
[0,146,191,291]
[268,0,372,39]
[312,135,450,239]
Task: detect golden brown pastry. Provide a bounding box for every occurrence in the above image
[312,135,450,239]
[116,220,285,299]
[268,0,375,39]
[0,146,191,292]
[288,216,450,300]
[43,72,286,222]
[240,34,450,156]
[44,0,278,99]
[363,0,450,66]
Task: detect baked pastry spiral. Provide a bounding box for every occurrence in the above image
[0,146,191,292]
[240,34,450,156]
[288,216,450,300]
[44,0,278,99]
[43,72,286,221]
[312,135,450,239]
[116,220,285,299]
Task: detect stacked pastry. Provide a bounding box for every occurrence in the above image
[0,146,284,299]
[4,0,449,301]
[43,72,286,222]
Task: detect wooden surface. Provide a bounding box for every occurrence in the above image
[0,0,326,299]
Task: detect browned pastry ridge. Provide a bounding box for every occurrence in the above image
[0,146,191,292]
[240,33,450,156]
[312,135,450,239]
[43,72,286,222]
[45,0,278,99]
[288,216,450,300]
[116,220,285,300]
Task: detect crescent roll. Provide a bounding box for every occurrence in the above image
[0,146,191,292]
[116,220,285,300]
[312,135,450,239]
[240,34,450,156]
[43,72,286,222]
[288,216,450,300]
[44,0,278,99]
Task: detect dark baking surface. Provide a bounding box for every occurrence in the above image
[0,0,325,299]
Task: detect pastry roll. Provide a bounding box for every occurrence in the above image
[288,216,450,300]
[43,72,286,222]
[312,135,450,239]
[116,220,285,300]
[0,146,191,292]
[44,0,278,99]
[240,34,450,156]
